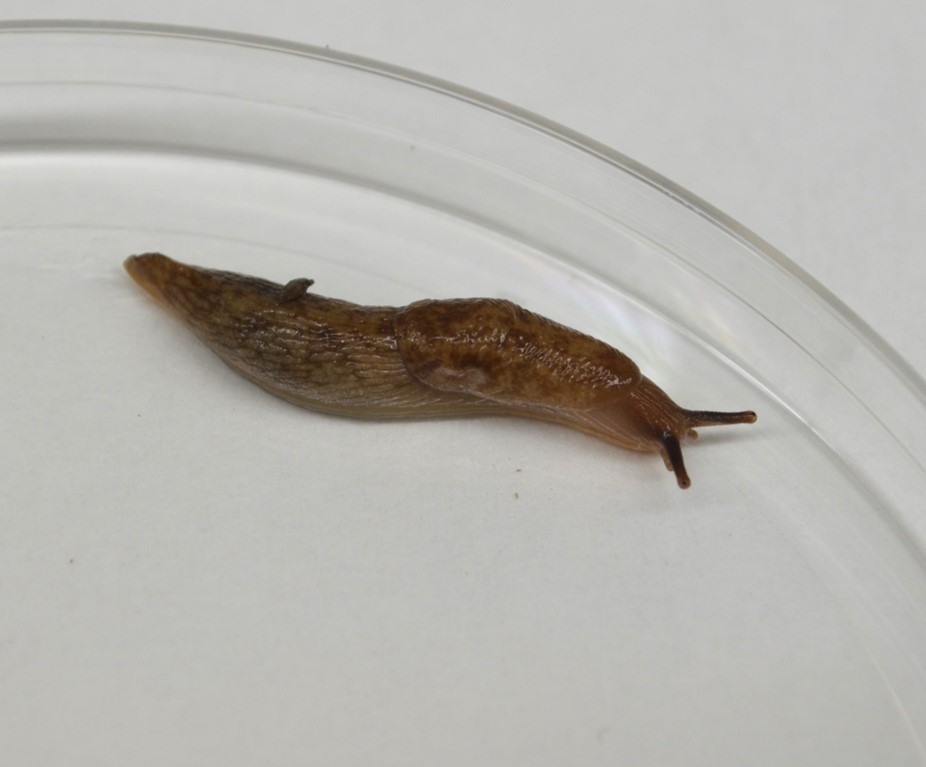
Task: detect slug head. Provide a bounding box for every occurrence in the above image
[588,376,756,488]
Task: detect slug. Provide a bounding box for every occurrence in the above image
[124,253,756,488]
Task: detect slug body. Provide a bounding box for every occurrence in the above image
[124,253,756,488]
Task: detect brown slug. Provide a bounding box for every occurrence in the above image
[124,253,756,488]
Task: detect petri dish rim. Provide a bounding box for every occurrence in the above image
[2,18,922,553]
[0,16,922,416]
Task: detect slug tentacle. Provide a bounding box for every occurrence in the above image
[660,432,690,490]
[124,253,757,488]
[683,409,758,428]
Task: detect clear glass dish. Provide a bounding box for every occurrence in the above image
[1,20,925,767]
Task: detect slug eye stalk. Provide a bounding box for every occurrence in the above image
[660,432,690,489]
[684,409,759,429]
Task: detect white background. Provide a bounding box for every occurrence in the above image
[3,0,923,379]
[2,3,925,766]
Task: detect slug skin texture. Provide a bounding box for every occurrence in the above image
[125,253,756,488]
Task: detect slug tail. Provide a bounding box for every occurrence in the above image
[124,252,173,308]
[661,432,691,489]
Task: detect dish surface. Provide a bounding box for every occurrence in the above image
[1,21,925,766]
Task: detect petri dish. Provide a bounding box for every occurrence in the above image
[1,20,925,767]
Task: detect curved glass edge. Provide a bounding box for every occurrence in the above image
[1,18,924,417]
